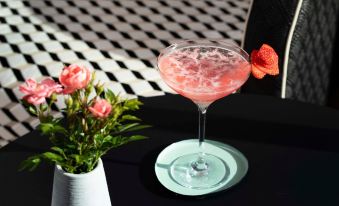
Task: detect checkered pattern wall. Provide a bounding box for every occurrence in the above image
[0,0,251,147]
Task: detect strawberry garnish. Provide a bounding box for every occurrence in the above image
[251,44,279,79]
[251,65,266,79]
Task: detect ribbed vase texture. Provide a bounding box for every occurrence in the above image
[51,158,112,206]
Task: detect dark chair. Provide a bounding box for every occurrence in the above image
[241,0,339,106]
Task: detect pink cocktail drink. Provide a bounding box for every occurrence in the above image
[156,41,252,190]
[158,46,251,104]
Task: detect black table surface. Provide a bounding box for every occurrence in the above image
[1,94,339,206]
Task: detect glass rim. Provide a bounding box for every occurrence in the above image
[157,39,250,72]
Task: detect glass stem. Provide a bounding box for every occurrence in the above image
[190,104,209,175]
[198,105,208,148]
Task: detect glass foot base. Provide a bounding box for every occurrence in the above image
[155,139,248,196]
[170,153,230,189]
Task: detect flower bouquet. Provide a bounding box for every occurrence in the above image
[18,64,150,205]
[19,64,149,174]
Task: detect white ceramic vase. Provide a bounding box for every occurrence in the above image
[51,158,112,206]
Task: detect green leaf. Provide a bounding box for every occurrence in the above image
[129,135,148,141]
[71,154,82,164]
[66,144,77,150]
[100,135,121,148]
[19,155,42,172]
[123,99,142,110]
[117,123,151,133]
[118,123,138,132]
[102,135,113,143]
[127,124,151,132]
[105,89,116,103]
[53,125,68,134]
[38,123,67,135]
[51,146,63,154]
[38,123,54,134]
[94,134,104,142]
[42,152,64,163]
[121,115,140,121]
[51,147,66,159]
[107,135,146,147]
[116,123,142,133]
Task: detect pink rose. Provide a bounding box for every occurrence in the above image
[41,78,63,96]
[24,95,46,105]
[89,99,112,118]
[19,78,62,105]
[59,64,91,94]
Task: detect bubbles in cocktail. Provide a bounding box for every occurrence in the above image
[158,46,251,104]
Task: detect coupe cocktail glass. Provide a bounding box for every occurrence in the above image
[157,40,251,189]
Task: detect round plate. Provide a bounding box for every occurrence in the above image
[154,139,248,196]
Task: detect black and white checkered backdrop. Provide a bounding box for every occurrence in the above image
[0,0,251,147]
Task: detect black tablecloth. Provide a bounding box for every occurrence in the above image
[1,94,339,206]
